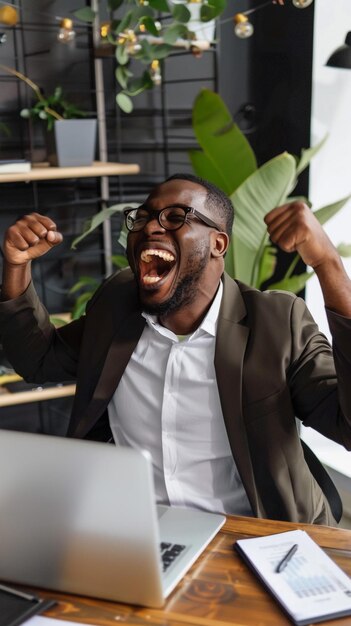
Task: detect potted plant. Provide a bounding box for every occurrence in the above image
[0,65,97,167]
[189,89,351,292]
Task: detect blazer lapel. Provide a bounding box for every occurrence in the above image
[215,275,263,516]
[71,311,146,438]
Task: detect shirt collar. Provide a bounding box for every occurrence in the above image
[199,280,223,337]
[142,280,223,341]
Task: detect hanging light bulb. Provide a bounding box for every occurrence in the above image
[234,14,254,39]
[57,18,76,44]
[150,60,162,85]
[0,5,18,26]
[292,0,314,7]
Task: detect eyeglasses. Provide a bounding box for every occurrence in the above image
[124,205,222,233]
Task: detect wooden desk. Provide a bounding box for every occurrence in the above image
[37,516,351,626]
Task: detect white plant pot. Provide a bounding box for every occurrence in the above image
[187,3,216,43]
[48,119,97,167]
[170,1,216,43]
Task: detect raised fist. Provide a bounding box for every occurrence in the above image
[3,213,63,266]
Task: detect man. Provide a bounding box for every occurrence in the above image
[1,174,351,525]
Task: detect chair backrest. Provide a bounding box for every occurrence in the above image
[301,439,343,524]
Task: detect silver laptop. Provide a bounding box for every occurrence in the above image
[0,430,225,607]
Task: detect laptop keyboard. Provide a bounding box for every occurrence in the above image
[160,542,186,572]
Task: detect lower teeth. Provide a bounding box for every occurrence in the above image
[143,275,161,284]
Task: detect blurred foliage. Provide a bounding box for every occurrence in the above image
[74,0,225,112]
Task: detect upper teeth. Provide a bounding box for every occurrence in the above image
[140,249,175,263]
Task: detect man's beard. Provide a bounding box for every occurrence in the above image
[141,242,209,318]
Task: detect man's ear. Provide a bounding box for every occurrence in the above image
[211,231,229,258]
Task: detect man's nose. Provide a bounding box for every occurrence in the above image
[143,213,166,234]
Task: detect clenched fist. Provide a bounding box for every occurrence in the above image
[264,201,337,269]
[3,213,63,266]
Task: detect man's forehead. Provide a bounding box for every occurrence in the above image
[147,179,207,205]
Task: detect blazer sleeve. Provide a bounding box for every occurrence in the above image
[0,281,84,383]
[287,296,351,450]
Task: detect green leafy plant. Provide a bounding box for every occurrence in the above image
[0,120,11,159]
[0,65,86,131]
[68,276,101,320]
[190,89,351,292]
[67,254,129,320]
[0,121,11,137]
[64,205,132,320]
[74,0,225,113]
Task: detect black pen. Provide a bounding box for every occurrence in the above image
[276,543,298,573]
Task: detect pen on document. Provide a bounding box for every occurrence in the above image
[276,543,298,573]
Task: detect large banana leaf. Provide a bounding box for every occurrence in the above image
[337,243,351,257]
[187,90,351,295]
[189,150,231,193]
[189,89,257,195]
[268,272,313,293]
[313,194,351,225]
[256,245,277,288]
[71,203,137,249]
[226,153,296,285]
[295,135,328,176]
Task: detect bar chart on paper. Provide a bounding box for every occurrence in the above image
[279,554,347,598]
[236,529,351,625]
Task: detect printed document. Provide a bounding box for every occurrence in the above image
[235,529,351,626]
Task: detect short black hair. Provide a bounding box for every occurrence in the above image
[165,173,234,236]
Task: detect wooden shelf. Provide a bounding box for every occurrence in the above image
[0,384,76,407]
[0,161,140,183]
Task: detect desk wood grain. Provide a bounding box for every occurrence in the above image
[34,516,351,626]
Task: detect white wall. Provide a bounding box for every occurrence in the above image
[302,0,351,488]
[307,0,351,339]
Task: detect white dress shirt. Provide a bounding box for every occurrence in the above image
[108,282,252,516]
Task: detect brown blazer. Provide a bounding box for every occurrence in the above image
[1,269,351,525]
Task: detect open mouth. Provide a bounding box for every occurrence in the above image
[138,248,176,289]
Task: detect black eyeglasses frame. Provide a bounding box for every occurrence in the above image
[123,204,222,233]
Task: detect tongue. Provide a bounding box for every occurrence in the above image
[147,269,160,277]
